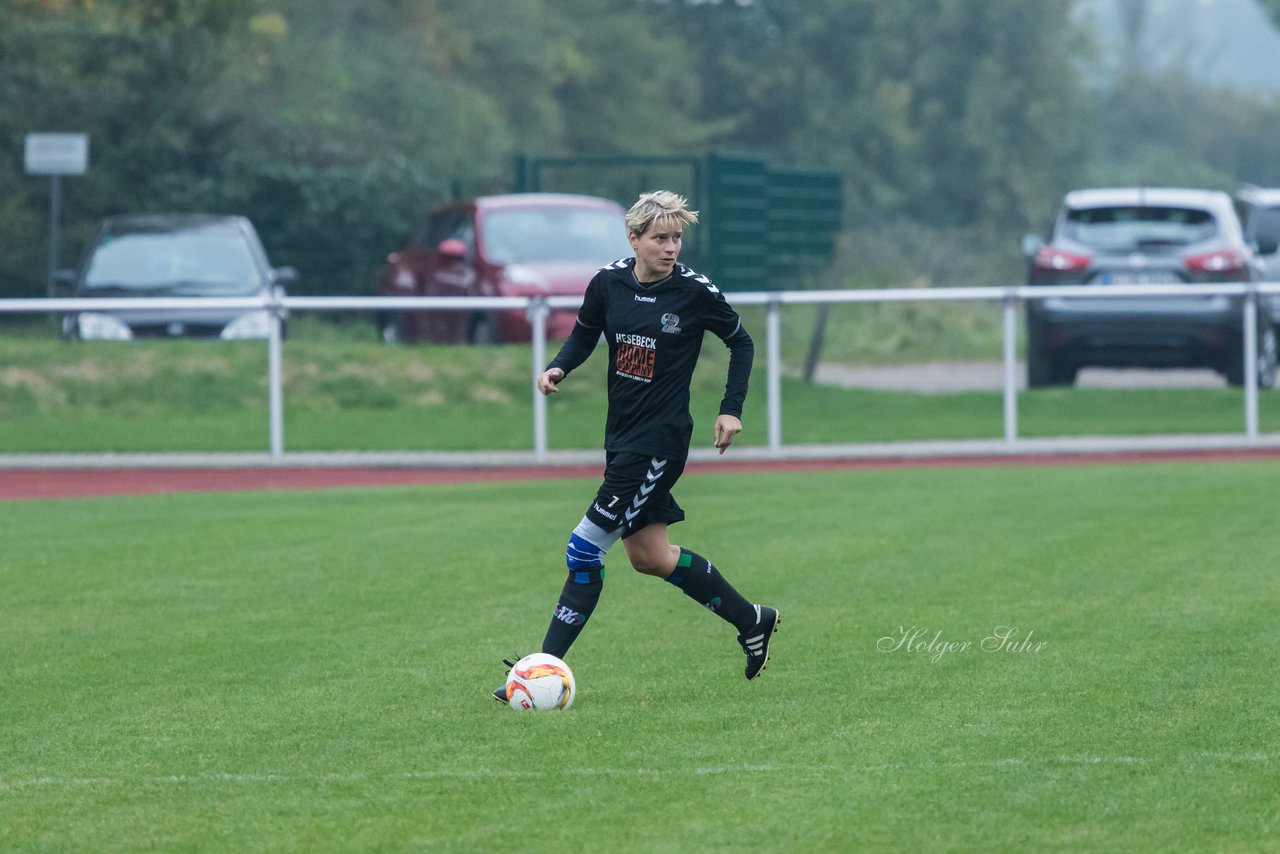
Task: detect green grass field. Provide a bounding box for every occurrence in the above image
[3,461,1278,851]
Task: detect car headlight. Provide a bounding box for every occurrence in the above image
[221,310,272,340]
[77,312,133,341]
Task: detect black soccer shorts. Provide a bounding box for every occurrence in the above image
[583,451,687,539]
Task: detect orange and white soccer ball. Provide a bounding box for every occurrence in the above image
[504,653,576,711]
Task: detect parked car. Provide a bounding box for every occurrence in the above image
[377,193,632,344]
[1021,188,1277,388]
[62,214,296,340]
[1236,185,1280,285]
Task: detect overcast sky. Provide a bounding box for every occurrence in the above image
[1077,0,1280,92]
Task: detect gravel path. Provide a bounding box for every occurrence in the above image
[811,362,1227,393]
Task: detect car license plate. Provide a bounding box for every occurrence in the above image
[1097,271,1180,285]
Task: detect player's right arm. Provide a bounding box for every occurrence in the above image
[540,275,606,394]
[537,367,566,395]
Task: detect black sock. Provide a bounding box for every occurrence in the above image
[540,570,603,659]
[665,548,755,633]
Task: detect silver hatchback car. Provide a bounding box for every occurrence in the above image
[63,214,296,340]
[1022,188,1277,388]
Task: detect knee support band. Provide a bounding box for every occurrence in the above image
[565,516,622,584]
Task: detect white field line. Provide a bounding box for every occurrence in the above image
[2,753,1275,790]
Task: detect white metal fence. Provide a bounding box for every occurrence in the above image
[2,282,1278,462]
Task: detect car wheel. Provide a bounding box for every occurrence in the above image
[469,314,499,345]
[377,312,404,345]
[1027,321,1071,388]
[1225,322,1278,388]
[1027,346,1053,388]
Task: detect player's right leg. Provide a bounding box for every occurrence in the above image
[539,516,619,658]
[492,497,623,702]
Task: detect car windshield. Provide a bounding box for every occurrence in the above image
[481,207,632,264]
[83,227,263,294]
[1061,205,1218,251]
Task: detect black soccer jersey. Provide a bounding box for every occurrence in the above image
[548,259,754,460]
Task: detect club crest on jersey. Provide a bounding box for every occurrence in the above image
[660,313,682,334]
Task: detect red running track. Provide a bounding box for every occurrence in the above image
[3,448,1280,501]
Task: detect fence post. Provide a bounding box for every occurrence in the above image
[268,292,285,464]
[46,175,62,298]
[531,298,548,462]
[767,297,782,454]
[1002,291,1019,443]
[1243,287,1259,442]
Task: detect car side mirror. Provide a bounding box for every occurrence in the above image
[272,266,298,288]
[437,238,468,260]
[1020,234,1043,258]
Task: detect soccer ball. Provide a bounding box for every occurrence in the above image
[504,653,576,711]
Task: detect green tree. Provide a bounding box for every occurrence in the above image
[213,0,515,295]
[1256,0,1280,27]
[661,0,1090,230]
[6,0,1278,301]
[1086,68,1280,190]
[0,0,255,296]
[549,0,723,154]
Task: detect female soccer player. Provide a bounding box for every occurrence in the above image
[494,190,779,700]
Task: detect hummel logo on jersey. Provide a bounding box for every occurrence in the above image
[635,294,656,303]
[554,604,584,626]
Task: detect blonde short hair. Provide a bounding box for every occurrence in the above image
[626,190,699,237]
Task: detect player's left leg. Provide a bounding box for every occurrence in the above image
[625,523,754,630]
[624,522,780,680]
[618,522,678,577]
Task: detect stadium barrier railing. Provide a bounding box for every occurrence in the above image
[2,282,1278,463]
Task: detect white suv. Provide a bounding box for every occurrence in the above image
[1237,186,1280,286]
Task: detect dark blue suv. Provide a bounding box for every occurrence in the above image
[1022,188,1277,388]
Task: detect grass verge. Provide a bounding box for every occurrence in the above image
[0,317,1275,453]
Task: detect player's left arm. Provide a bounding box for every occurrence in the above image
[704,286,754,454]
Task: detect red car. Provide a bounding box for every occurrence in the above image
[377,193,632,344]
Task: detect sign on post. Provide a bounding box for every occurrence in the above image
[25,133,90,297]
[24,133,89,176]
